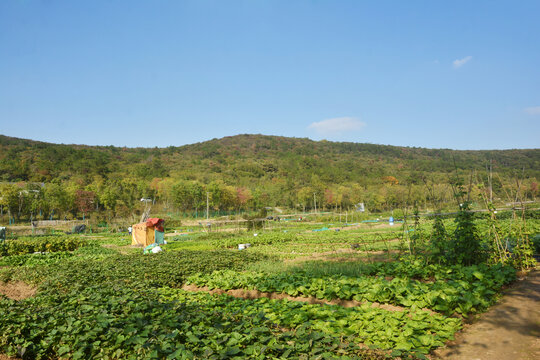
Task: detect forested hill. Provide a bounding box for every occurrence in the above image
[1,134,539,186]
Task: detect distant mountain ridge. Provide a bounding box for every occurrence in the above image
[1,133,539,185]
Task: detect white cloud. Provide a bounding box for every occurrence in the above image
[453,56,472,68]
[308,117,366,135]
[524,106,540,115]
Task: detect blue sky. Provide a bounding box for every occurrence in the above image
[1,0,539,150]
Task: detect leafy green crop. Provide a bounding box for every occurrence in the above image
[0,236,88,256]
[158,288,461,356]
[0,232,518,360]
[209,229,401,250]
[187,261,515,316]
[0,285,387,359]
[0,251,74,267]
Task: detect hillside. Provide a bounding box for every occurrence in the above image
[1,134,539,184]
[0,134,538,216]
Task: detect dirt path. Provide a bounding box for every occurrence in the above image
[181,283,442,315]
[284,248,399,263]
[434,268,540,360]
[0,281,36,300]
[0,355,17,360]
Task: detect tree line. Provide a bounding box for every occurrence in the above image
[1,174,537,223]
[0,134,538,222]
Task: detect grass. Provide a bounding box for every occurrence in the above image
[289,260,383,278]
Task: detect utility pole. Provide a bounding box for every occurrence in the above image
[206,192,209,221]
[313,193,317,214]
[486,160,493,203]
[489,159,493,203]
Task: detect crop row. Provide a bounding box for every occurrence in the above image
[0,250,269,289]
[0,251,75,267]
[304,259,517,282]
[0,237,88,256]
[0,285,388,360]
[0,243,124,268]
[186,263,515,316]
[210,230,401,249]
[159,288,461,355]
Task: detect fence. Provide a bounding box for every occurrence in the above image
[35,220,89,227]
[169,210,248,219]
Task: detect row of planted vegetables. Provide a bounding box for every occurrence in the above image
[0,234,518,359]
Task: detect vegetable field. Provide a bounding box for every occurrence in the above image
[0,217,535,359]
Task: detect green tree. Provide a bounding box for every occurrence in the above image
[171,181,205,212]
[99,182,121,215]
[429,215,448,264]
[44,183,70,219]
[0,183,21,221]
[448,202,485,266]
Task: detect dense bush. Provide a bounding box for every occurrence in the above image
[0,236,88,257]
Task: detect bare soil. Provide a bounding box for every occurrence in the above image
[328,222,402,231]
[101,243,140,254]
[182,283,414,312]
[285,249,399,263]
[0,281,36,300]
[434,268,540,360]
[0,355,17,360]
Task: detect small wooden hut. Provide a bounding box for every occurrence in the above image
[131,218,165,246]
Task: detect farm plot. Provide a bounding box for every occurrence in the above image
[185,263,516,316]
[0,222,525,359]
[0,247,389,359]
[169,227,404,261]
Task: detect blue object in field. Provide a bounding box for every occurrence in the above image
[144,243,159,254]
[312,227,329,232]
[389,217,394,223]
[155,230,165,245]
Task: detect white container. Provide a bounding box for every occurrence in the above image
[238,243,251,250]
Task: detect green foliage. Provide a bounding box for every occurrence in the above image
[0,236,88,257]
[0,251,74,267]
[409,209,426,256]
[0,218,529,359]
[1,134,538,222]
[532,233,540,254]
[0,248,391,359]
[510,239,536,269]
[208,226,402,250]
[2,250,267,290]
[428,215,448,263]
[187,261,516,317]
[447,203,486,266]
[245,208,267,231]
[158,289,460,356]
[0,286,388,359]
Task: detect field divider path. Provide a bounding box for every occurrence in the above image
[181,283,437,314]
[0,354,17,360]
[0,281,36,300]
[433,267,540,360]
